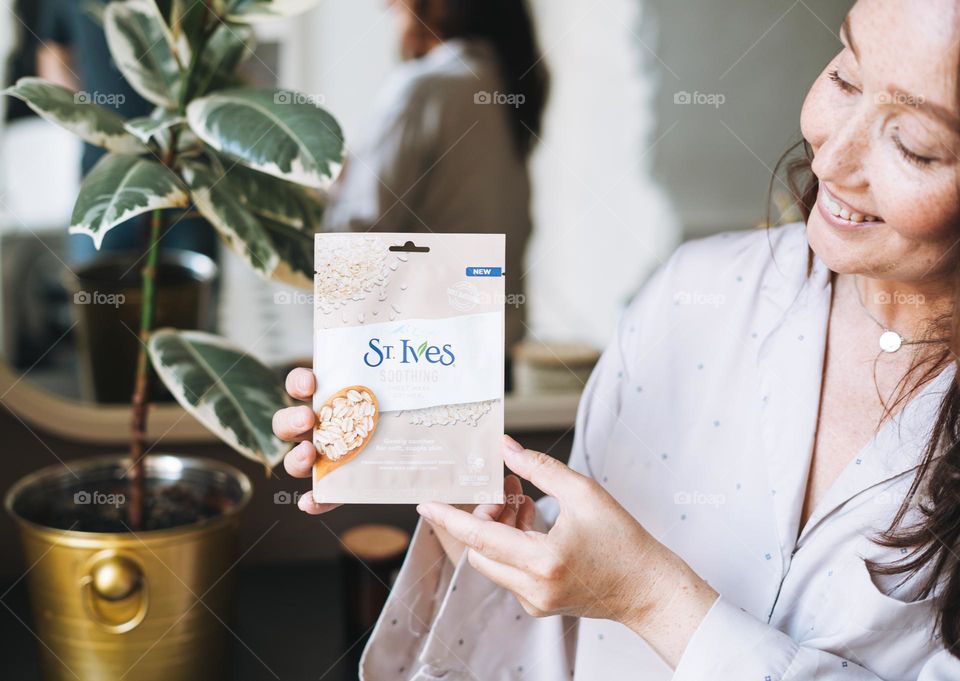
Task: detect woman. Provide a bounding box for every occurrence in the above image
[323,0,548,351]
[274,0,960,677]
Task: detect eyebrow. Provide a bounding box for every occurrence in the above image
[882,88,960,130]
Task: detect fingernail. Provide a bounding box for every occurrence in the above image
[298,443,312,462]
[503,435,524,453]
[298,371,312,393]
[298,408,312,429]
[416,503,434,520]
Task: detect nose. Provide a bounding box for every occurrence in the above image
[810,106,871,190]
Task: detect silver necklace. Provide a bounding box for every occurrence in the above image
[852,275,943,353]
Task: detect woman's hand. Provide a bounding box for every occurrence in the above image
[273,368,341,515]
[436,473,536,565]
[271,370,535,566]
[415,436,719,667]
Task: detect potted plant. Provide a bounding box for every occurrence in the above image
[2,1,342,679]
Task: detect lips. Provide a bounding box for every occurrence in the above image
[819,184,883,224]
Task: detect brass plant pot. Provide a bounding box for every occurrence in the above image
[5,455,252,681]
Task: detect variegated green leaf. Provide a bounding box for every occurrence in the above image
[186,22,254,100]
[104,0,184,108]
[186,89,343,189]
[2,78,145,154]
[125,108,185,144]
[227,0,320,22]
[228,165,324,230]
[182,161,313,287]
[70,154,189,248]
[259,216,313,284]
[148,329,291,470]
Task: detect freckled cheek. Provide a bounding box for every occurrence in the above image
[873,172,960,246]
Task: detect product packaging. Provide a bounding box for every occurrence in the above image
[313,233,505,504]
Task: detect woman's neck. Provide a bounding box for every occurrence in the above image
[843,273,954,340]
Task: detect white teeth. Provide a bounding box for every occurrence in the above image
[823,193,879,223]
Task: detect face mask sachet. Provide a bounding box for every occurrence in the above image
[313,234,505,504]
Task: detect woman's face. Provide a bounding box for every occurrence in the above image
[801,0,960,283]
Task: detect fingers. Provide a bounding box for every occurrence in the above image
[285,368,316,400]
[298,492,340,515]
[284,441,316,478]
[273,405,315,442]
[466,549,538,603]
[502,435,587,500]
[516,494,536,532]
[474,501,503,522]
[473,473,520,522]
[496,475,523,527]
[277,372,332,518]
[417,502,537,568]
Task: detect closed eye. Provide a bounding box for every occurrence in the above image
[892,131,935,168]
[829,69,860,95]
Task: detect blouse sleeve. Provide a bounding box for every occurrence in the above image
[359,262,666,680]
[674,595,960,679]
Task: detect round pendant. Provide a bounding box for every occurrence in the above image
[879,330,903,353]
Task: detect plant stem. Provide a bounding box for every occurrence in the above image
[128,208,165,530]
[127,2,217,530]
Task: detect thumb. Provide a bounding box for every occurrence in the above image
[501,435,585,500]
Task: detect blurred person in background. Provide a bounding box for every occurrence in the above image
[34,0,216,263]
[324,0,549,358]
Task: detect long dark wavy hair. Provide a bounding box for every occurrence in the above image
[769,137,960,654]
[410,0,549,160]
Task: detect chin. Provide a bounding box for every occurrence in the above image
[805,211,886,276]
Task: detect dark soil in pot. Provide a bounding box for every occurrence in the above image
[9,455,249,533]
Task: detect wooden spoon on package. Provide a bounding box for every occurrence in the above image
[313,385,380,482]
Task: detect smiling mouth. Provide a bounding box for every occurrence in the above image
[819,185,883,224]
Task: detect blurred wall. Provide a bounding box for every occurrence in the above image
[646,0,855,239]
[525,0,680,348]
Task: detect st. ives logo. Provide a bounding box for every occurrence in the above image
[363,338,455,367]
